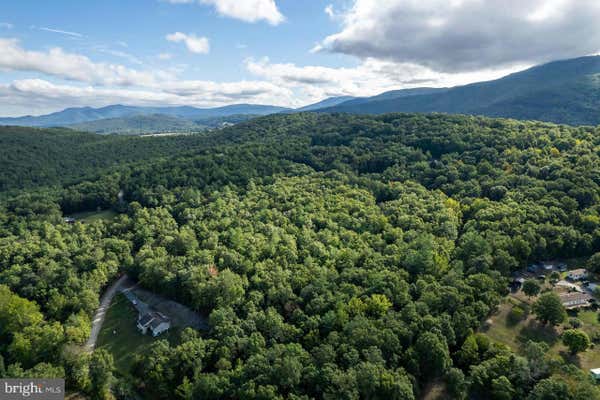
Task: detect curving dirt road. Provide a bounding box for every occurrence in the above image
[85,274,132,352]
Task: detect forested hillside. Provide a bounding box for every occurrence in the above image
[1,113,600,399]
[67,114,258,135]
[325,56,600,126]
[67,114,204,135]
[0,126,213,191]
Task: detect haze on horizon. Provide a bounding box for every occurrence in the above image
[1,0,600,117]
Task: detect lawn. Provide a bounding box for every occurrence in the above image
[70,209,119,222]
[96,293,179,375]
[481,294,600,370]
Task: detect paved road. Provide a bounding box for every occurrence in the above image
[85,274,131,352]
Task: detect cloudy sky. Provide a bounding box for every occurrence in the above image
[1,0,599,116]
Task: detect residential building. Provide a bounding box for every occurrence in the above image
[558,292,593,309]
[137,311,171,337]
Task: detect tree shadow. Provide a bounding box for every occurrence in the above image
[517,319,560,346]
[558,350,582,368]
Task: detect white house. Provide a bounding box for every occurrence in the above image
[137,311,171,337]
[567,268,588,281]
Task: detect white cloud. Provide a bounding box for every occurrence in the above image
[0,40,297,115]
[324,4,335,18]
[39,27,84,38]
[0,22,13,29]
[94,46,143,65]
[0,78,294,116]
[166,32,210,54]
[158,53,173,60]
[166,0,284,25]
[0,34,533,116]
[245,57,528,105]
[0,38,169,86]
[316,0,600,72]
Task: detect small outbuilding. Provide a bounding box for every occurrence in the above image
[591,368,600,381]
[567,268,589,281]
[510,277,525,291]
[542,263,554,271]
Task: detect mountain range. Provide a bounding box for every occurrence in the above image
[322,56,600,126]
[0,104,288,129]
[2,55,600,133]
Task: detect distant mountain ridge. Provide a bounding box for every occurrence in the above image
[322,56,600,126]
[294,96,357,112]
[0,104,290,128]
[3,56,600,131]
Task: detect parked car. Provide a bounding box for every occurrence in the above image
[558,264,567,272]
[527,264,538,273]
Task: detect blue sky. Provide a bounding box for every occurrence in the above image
[1,1,348,79]
[1,0,599,116]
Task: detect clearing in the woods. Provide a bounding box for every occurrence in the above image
[96,293,180,374]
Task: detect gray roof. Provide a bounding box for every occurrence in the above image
[150,317,167,329]
[138,313,154,327]
[559,292,593,306]
[139,311,169,329]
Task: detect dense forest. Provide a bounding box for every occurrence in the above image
[2,112,600,399]
[0,126,212,192]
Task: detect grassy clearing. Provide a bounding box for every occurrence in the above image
[70,209,118,222]
[96,293,179,375]
[481,294,600,371]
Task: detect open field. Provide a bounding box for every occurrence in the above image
[482,294,600,370]
[96,293,179,374]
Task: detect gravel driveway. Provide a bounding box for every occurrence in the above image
[85,274,133,352]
